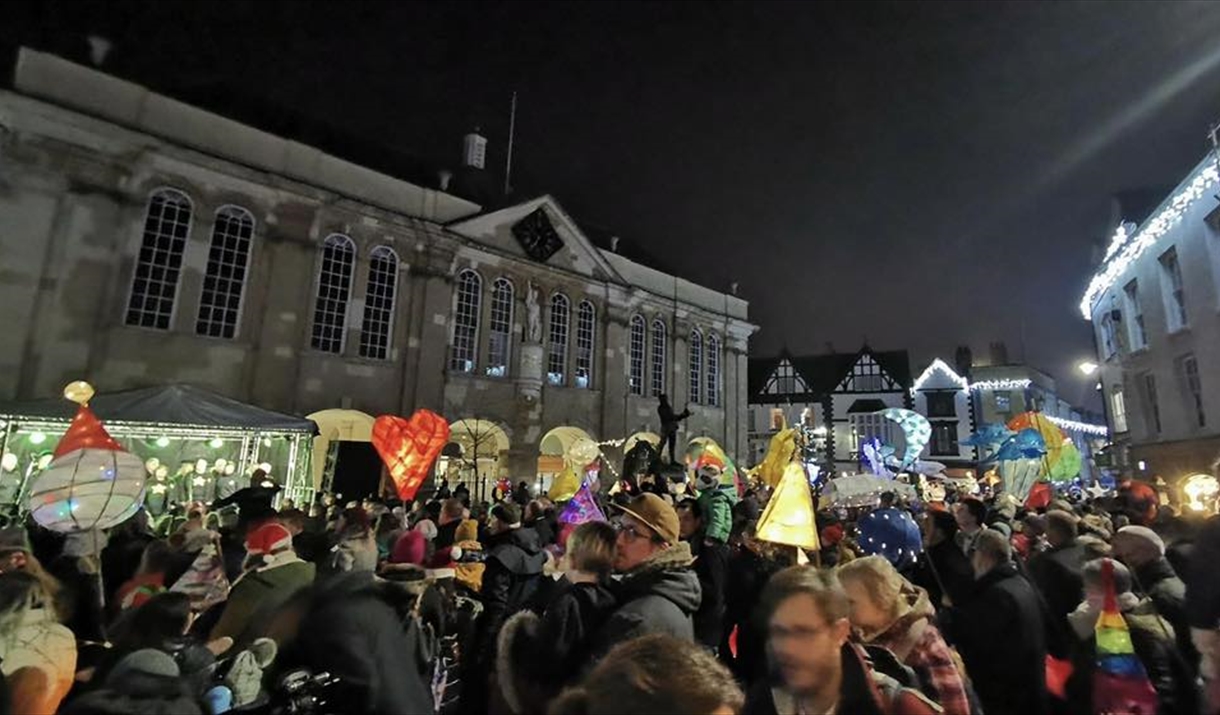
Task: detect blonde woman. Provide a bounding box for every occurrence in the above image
[838,555,971,715]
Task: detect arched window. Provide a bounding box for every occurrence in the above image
[450,269,482,373]
[650,319,667,397]
[196,205,254,339]
[706,333,721,407]
[358,246,399,359]
[547,293,570,386]
[575,301,595,389]
[310,234,356,353]
[689,328,703,404]
[487,278,514,377]
[126,188,192,330]
[629,316,646,396]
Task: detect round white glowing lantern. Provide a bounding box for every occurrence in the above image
[28,383,146,532]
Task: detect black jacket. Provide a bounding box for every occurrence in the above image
[914,538,975,609]
[689,538,730,650]
[1186,515,1220,630]
[1029,539,1086,629]
[480,528,547,647]
[947,560,1048,715]
[434,520,460,550]
[722,546,784,685]
[274,571,433,715]
[527,516,556,548]
[1134,556,1197,673]
[589,542,702,659]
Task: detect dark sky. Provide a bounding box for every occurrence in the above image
[11,1,1220,404]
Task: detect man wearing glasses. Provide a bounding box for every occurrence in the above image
[588,493,702,658]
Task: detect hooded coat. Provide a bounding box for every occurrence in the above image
[588,541,702,659]
[210,551,316,648]
[481,528,547,633]
[947,560,1048,715]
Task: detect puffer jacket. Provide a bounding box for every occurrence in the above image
[588,541,702,659]
[1134,556,1197,672]
[859,585,970,715]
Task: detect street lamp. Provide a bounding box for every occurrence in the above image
[1077,361,1099,376]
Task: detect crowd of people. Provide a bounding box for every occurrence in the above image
[0,462,1217,714]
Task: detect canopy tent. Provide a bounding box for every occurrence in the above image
[0,384,315,433]
[0,384,317,512]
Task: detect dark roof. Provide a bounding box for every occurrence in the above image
[847,399,889,414]
[0,384,316,433]
[577,219,682,276]
[1113,186,1178,227]
[748,347,912,403]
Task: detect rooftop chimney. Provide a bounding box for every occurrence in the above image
[462,128,487,170]
[954,345,973,378]
[437,169,453,191]
[610,236,621,252]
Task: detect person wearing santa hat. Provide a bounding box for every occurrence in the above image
[210,522,315,649]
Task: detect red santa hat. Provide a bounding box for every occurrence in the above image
[245,522,293,557]
[426,545,461,579]
[53,401,126,460]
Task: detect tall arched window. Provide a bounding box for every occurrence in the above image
[650,319,667,397]
[576,301,595,389]
[487,278,514,377]
[689,328,703,404]
[310,234,356,353]
[629,316,646,396]
[126,188,193,330]
[547,293,570,386]
[358,246,399,360]
[706,333,721,407]
[196,205,254,339]
[450,269,482,373]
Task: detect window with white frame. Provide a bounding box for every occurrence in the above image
[310,234,355,353]
[486,278,514,377]
[1141,372,1161,435]
[127,188,193,330]
[1111,386,1128,433]
[195,205,254,339]
[764,358,809,395]
[450,270,482,373]
[688,329,702,403]
[850,413,896,453]
[930,422,959,456]
[651,320,668,397]
[1124,280,1146,350]
[1181,354,1206,427]
[358,246,398,359]
[629,316,646,395]
[1159,248,1188,331]
[576,301,595,389]
[547,293,570,386]
[706,333,720,407]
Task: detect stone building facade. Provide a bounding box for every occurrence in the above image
[0,49,755,487]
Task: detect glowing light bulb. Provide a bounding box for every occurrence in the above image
[209,438,224,449]
[156,436,170,448]
[28,433,46,445]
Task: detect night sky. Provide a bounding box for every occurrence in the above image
[10,1,1220,403]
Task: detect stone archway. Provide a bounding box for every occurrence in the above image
[537,426,597,494]
[444,419,511,501]
[307,409,376,493]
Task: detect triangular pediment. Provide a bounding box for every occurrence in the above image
[446,196,623,282]
[835,352,900,393]
[763,358,810,396]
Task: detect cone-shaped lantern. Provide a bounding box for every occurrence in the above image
[756,462,819,550]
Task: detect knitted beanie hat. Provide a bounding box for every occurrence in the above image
[390,530,427,566]
[455,518,480,543]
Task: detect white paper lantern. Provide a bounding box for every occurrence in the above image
[29,449,146,532]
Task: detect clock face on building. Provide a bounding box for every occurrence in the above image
[512,208,564,262]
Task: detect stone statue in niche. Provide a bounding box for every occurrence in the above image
[525,281,542,343]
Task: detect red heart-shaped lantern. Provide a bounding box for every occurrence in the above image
[371,410,451,501]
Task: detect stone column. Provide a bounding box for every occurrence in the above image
[726,324,754,461]
[600,291,632,444]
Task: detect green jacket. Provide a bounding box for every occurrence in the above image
[211,557,316,648]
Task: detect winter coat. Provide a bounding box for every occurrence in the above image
[689,537,730,651]
[435,520,460,550]
[0,607,77,715]
[100,530,154,605]
[1134,556,1197,672]
[210,553,316,648]
[743,643,942,715]
[946,560,1048,715]
[589,541,702,659]
[859,586,970,715]
[115,572,166,611]
[722,546,784,685]
[273,571,433,715]
[1064,601,1196,715]
[481,528,547,632]
[60,672,203,715]
[914,539,975,609]
[527,516,555,548]
[496,578,618,714]
[454,538,485,594]
[1028,539,1086,631]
